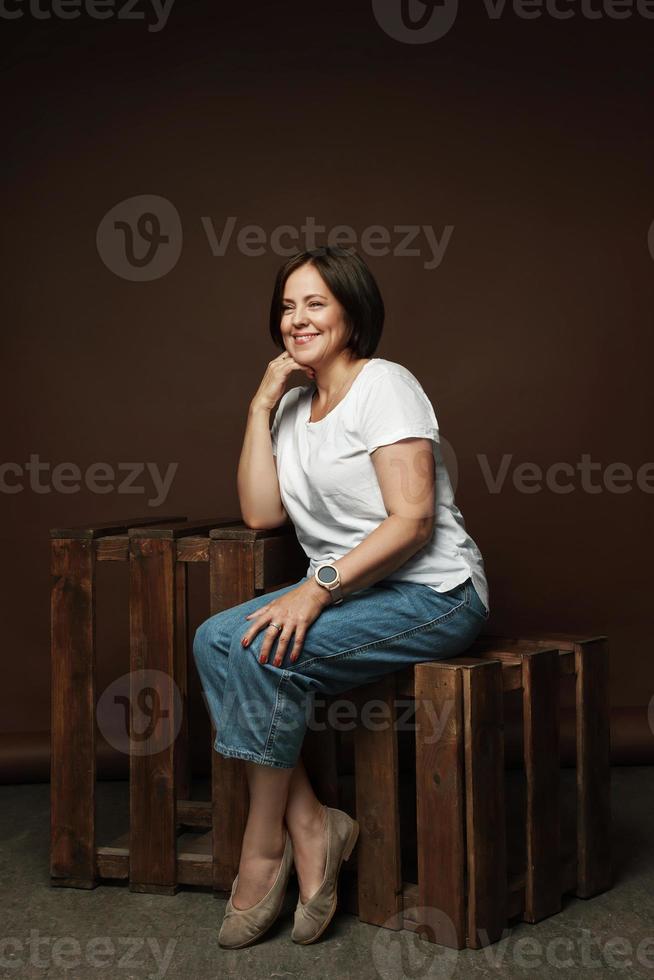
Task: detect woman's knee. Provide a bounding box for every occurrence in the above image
[192,612,233,666]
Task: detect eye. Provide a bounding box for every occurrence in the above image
[309,302,323,308]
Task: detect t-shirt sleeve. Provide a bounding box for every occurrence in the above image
[358,371,440,454]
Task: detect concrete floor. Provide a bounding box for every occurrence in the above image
[2,767,653,980]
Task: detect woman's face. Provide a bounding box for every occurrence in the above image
[280,263,351,366]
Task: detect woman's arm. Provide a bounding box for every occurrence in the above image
[237,400,288,529]
[324,437,436,600]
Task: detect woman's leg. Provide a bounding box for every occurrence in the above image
[233,754,329,908]
[283,755,328,903]
[232,761,293,909]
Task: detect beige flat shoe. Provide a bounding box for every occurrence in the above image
[291,806,359,945]
[218,830,294,949]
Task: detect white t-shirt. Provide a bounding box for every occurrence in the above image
[270,356,489,614]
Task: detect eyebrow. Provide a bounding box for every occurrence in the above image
[281,293,328,303]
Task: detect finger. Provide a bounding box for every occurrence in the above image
[289,628,307,664]
[258,624,280,664]
[245,604,269,620]
[272,631,293,668]
[241,613,268,647]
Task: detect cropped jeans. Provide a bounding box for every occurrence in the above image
[192,574,489,770]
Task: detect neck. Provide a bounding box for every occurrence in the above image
[312,354,367,403]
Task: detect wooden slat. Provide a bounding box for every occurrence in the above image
[302,700,341,809]
[209,538,252,891]
[128,536,179,894]
[50,538,97,888]
[463,659,507,949]
[174,559,190,803]
[176,536,210,563]
[96,535,129,561]
[128,518,239,539]
[209,524,306,591]
[575,637,612,897]
[177,800,212,829]
[414,661,467,949]
[352,674,403,928]
[522,647,561,921]
[50,516,187,539]
[470,638,576,676]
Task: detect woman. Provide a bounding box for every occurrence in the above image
[193,245,489,949]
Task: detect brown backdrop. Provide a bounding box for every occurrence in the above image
[2,0,654,778]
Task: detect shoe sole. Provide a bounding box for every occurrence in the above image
[293,817,360,945]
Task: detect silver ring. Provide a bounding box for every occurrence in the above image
[269,622,282,632]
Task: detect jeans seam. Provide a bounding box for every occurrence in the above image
[294,591,470,672]
[262,669,287,764]
[214,741,295,768]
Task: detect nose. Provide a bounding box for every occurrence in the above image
[291,306,309,329]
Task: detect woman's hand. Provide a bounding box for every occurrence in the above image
[251,350,316,412]
[240,580,329,666]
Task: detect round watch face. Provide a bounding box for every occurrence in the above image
[317,565,338,585]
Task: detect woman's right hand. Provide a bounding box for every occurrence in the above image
[251,351,315,412]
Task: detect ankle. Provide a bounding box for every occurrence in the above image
[240,826,286,863]
[287,801,327,838]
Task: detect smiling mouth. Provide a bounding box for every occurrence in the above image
[293,334,319,344]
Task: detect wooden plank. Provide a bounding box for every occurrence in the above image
[177,800,212,829]
[575,637,612,897]
[128,536,179,894]
[128,518,239,539]
[96,535,129,561]
[302,699,341,809]
[414,661,467,949]
[522,647,561,921]
[50,516,186,539]
[176,536,210,563]
[463,659,507,949]
[352,674,403,929]
[174,559,190,803]
[209,538,252,891]
[50,538,97,888]
[470,638,575,676]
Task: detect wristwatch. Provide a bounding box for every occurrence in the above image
[314,561,344,605]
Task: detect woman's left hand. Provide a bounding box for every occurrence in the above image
[240,580,330,666]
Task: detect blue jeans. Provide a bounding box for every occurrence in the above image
[192,574,489,769]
